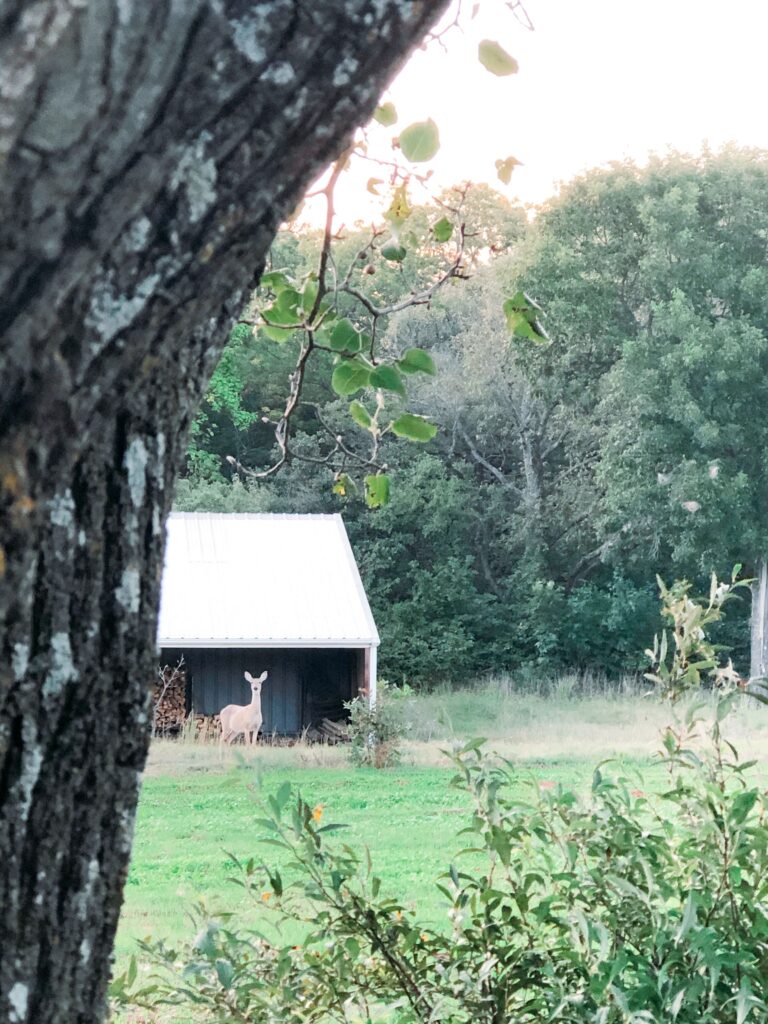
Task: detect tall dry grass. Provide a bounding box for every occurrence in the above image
[144,673,768,775]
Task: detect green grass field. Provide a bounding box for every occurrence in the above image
[117,687,768,957]
[118,757,609,961]
[113,686,768,1022]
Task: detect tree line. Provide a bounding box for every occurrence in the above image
[177,148,768,686]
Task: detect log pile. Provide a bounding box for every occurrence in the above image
[152,664,187,736]
[305,718,349,744]
[190,713,220,742]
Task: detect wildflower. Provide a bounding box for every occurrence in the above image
[261,891,272,902]
[394,910,403,922]
[631,789,645,798]
[539,780,556,790]
[420,932,429,942]
[312,804,324,823]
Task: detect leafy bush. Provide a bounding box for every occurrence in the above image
[115,574,768,1022]
[344,682,411,768]
[115,714,768,1023]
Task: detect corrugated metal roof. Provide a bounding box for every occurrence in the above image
[158,513,379,648]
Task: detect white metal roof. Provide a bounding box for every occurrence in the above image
[158,513,379,648]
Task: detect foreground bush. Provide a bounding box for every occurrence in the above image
[344,681,412,768]
[113,574,768,1022]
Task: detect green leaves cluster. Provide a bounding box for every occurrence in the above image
[645,570,748,701]
[503,290,549,344]
[116,723,768,1023]
[256,257,441,505]
[344,681,412,767]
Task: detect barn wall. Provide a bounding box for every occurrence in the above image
[160,647,362,734]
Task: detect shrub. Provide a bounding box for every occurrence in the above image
[114,573,768,1022]
[344,682,411,768]
[115,713,768,1023]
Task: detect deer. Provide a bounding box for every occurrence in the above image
[219,670,268,746]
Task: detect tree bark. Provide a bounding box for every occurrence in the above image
[0,3,449,1021]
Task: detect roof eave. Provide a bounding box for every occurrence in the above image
[158,638,380,649]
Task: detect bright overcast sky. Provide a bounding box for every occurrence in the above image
[303,0,768,225]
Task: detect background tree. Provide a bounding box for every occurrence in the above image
[187,149,768,683]
[0,3,451,1022]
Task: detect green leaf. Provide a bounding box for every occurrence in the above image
[730,789,759,825]
[373,102,397,127]
[495,156,522,184]
[330,318,362,353]
[331,360,372,396]
[365,474,390,508]
[274,781,291,811]
[332,473,356,497]
[260,324,298,344]
[676,891,698,941]
[503,292,549,344]
[349,400,373,429]
[369,364,405,396]
[214,959,234,989]
[259,270,291,292]
[432,217,453,242]
[398,347,436,376]
[391,414,437,442]
[381,242,407,262]
[385,183,411,226]
[398,119,440,163]
[275,287,301,315]
[193,924,218,958]
[478,40,519,76]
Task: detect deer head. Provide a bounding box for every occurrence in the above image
[244,670,268,697]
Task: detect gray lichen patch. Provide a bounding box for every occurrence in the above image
[8,981,28,1023]
[17,720,43,824]
[262,61,294,87]
[115,568,141,615]
[86,270,161,346]
[48,490,75,531]
[43,632,78,697]
[332,56,359,88]
[12,642,29,681]
[124,437,149,508]
[230,15,267,64]
[171,131,217,224]
[126,215,152,252]
[73,858,101,922]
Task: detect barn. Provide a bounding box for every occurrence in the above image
[157,512,379,735]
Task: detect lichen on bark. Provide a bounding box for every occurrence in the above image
[0,2,450,1022]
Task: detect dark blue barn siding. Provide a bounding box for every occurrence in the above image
[160,647,361,734]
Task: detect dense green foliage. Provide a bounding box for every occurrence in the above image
[345,682,412,768]
[114,582,768,1024]
[176,149,768,685]
[118,724,768,1022]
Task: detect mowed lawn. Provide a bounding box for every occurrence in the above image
[115,690,768,972]
[117,752,643,966]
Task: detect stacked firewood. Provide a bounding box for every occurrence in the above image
[304,718,349,744]
[152,662,187,736]
[190,713,220,741]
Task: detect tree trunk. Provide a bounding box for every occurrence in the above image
[751,557,768,681]
[0,3,449,1021]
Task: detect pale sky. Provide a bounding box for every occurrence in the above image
[303,0,768,225]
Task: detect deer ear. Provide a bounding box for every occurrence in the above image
[244,671,254,683]
[259,671,268,684]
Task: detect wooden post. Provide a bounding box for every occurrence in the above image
[751,557,768,681]
[364,646,378,705]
